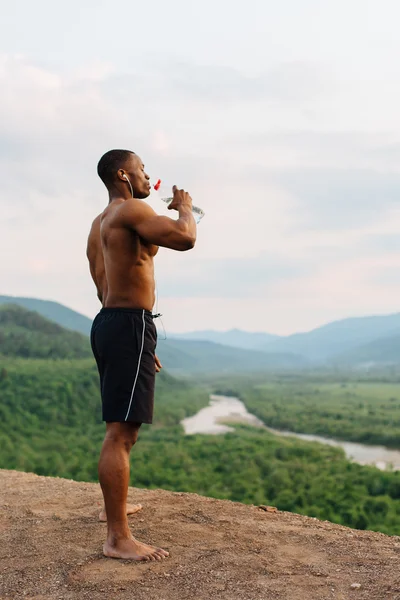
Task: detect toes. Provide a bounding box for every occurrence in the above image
[139,555,150,562]
[127,503,142,515]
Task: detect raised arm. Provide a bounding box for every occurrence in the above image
[120,187,197,251]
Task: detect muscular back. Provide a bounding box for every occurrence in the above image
[87,214,108,304]
[87,200,158,311]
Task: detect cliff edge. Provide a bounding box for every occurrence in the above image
[1,469,400,600]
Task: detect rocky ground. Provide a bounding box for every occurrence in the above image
[1,469,400,599]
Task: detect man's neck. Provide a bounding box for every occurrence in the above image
[108,183,132,203]
[108,192,131,204]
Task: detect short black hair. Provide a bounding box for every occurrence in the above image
[97,149,135,187]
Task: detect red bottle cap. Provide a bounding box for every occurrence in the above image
[154,179,161,191]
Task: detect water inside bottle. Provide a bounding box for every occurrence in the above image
[160,196,205,224]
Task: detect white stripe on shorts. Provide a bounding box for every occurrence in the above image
[124,309,146,421]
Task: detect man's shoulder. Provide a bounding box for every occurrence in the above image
[118,198,156,223]
[91,212,102,229]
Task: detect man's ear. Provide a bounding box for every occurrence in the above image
[118,169,128,182]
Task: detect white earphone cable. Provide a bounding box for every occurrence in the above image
[124,175,134,198]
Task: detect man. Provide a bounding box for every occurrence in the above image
[87,149,196,561]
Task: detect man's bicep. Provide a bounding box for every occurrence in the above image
[135,214,181,248]
[121,200,193,251]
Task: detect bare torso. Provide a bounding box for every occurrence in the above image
[87,200,158,311]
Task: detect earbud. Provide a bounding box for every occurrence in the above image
[122,173,134,198]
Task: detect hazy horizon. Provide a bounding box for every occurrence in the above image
[3,293,400,337]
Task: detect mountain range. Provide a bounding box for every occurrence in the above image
[170,316,400,366]
[0,300,305,373]
[1,295,400,369]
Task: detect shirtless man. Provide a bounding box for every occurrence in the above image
[87,214,154,524]
[87,149,196,561]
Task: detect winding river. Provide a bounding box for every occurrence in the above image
[181,394,400,472]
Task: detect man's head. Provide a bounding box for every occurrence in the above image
[97,149,151,199]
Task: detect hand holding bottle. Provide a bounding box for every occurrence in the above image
[153,180,205,224]
[168,186,193,212]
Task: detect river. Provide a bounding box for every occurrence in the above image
[181,394,400,472]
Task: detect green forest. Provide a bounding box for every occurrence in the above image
[1,355,400,535]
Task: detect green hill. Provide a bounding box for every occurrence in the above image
[0,304,91,359]
[0,295,92,335]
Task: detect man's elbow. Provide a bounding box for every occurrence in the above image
[181,235,196,251]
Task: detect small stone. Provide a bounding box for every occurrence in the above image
[258,505,278,513]
[351,583,362,589]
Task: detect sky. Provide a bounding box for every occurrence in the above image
[2,0,400,334]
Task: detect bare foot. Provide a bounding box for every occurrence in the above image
[103,536,169,561]
[99,503,142,522]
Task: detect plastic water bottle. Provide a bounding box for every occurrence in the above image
[153,180,205,224]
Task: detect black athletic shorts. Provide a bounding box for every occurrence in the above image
[90,308,157,424]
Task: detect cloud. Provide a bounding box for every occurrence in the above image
[158,60,330,105]
[271,167,400,229]
[1,53,400,333]
[156,253,310,299]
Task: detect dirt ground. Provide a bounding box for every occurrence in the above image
[1,469,400,600]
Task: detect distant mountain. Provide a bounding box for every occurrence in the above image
[157,338,306,375]
[0,304,92,359]
[0,296,92,335]
[170,315,400,362]
[169,328,280,350]
[261,313,400,362]
[334,332,400,367]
